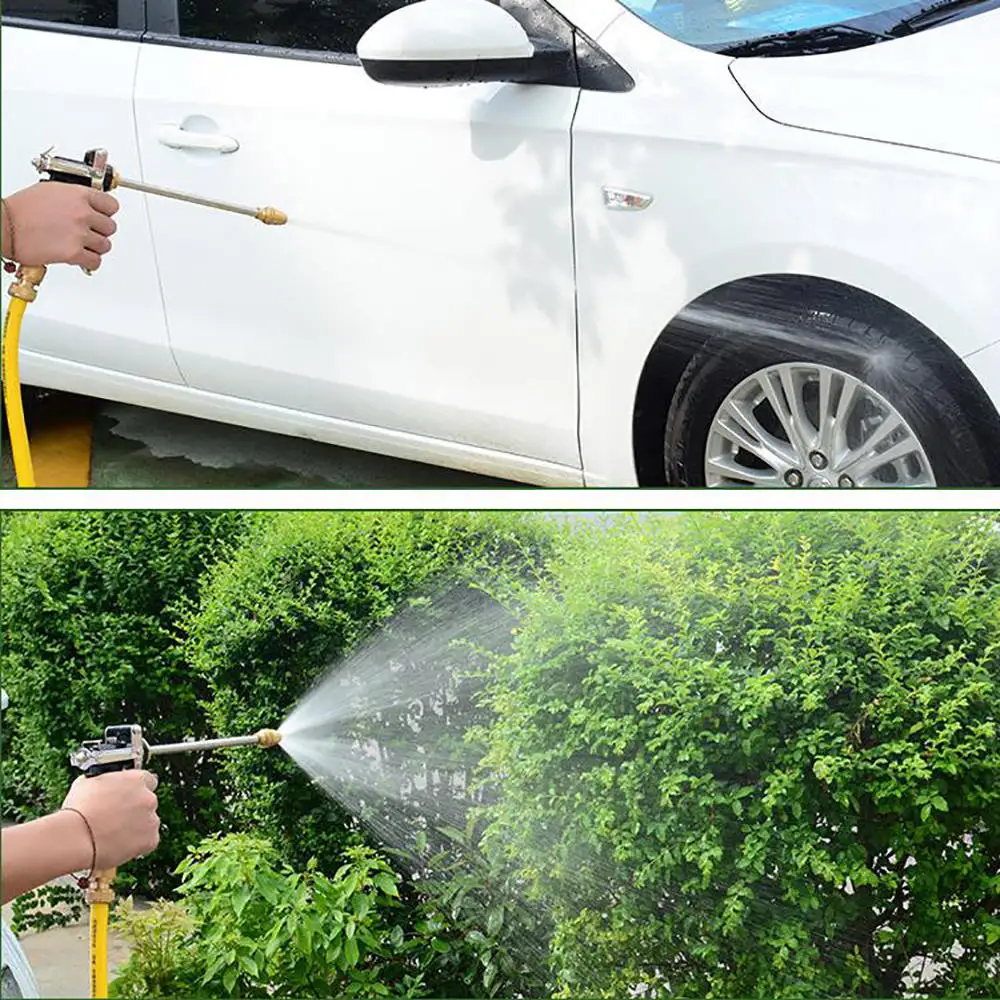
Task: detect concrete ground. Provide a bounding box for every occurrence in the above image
[2,878,133,998]
[1,390,523,489]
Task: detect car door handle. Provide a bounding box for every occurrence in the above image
[154,125,240,153]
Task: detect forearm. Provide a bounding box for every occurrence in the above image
[1,811,91,904]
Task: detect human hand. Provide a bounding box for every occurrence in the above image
[61,770,160,870]
[2,182,120,271]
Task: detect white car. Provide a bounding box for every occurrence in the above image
[2,0,999,487]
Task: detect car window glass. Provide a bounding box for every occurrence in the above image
[1,0,116,27]
[617,0,923,48]
[177,0,425,53]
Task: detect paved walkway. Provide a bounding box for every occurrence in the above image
[2,882,132,998]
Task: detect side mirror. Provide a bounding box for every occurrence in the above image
[357,0,571,86]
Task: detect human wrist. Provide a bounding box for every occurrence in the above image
[46,808,96,875]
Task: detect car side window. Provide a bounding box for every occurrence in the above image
[1,0,117,28]
[177,0,424,54]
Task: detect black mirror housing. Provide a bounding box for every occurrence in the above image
[360,40,575,87]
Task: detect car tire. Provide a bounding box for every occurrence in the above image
[664,304,995,487]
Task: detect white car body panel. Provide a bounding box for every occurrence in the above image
[573,6,1000,485]
[132,42,581,467]
[1,0,999,487]
[730,8,1000,164]
[0,28,182,385]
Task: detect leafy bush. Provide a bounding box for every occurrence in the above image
[0,510,250,893]
[111,833,434,998]
[402,824,554,998]
[108,898,200,999]
[478,512,1000,998]
[182,511,553,879]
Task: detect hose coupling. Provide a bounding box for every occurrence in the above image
[8,265,47,302]
[256,728,282,748]
[84,869,116,906]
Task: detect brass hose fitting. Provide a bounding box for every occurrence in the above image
[84,869,116,906]
[256,728,282,748]
[8,265,47,302]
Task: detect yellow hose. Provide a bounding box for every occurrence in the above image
[89,900,109,998]
[1,296,35,487]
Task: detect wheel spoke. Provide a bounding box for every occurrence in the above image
[838,434,922,483]
[816,367,836,454]
[754,372,800,452]
[777,366,818,454]
[706,454,783,486]
[834,414,905,475]
[719,400,798,468]
[830,376,859,459]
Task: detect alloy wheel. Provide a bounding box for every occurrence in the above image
[704,362,936,487]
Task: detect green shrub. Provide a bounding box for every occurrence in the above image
[108,898,201,999]
[182,511,553,878]
[111,833,436,998]
[478,511,1000,998]
[0,510,250,893]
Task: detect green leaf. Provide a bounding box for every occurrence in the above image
[486,907,504,937]
[932,795,949,812]
[483,961,498,991]
[239,953,259,978]
[390,925,404,950]
[374,873,399,897]
[222,967,238,994]
[343,935,360,967]
[232,883,252,918]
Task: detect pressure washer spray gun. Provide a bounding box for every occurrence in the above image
[68,723,282,999]
[2,147,288,488]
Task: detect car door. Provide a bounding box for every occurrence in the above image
[133,0,581,469]
[0,0,181,385]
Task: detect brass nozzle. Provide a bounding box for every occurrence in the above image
[8,265,47,302]
[256,728,282,748]
[255,207,287,226]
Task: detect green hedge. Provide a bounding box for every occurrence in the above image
[478,511,1000,998]
[0,511,250,893]
[183,510,554,878]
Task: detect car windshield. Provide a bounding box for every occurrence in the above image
[618,0,995,52]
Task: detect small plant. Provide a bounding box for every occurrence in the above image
[111,833,439,998]
[109,898,200,999]
[10,883,83,934]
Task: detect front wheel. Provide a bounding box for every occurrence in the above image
[664,312,995,487]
